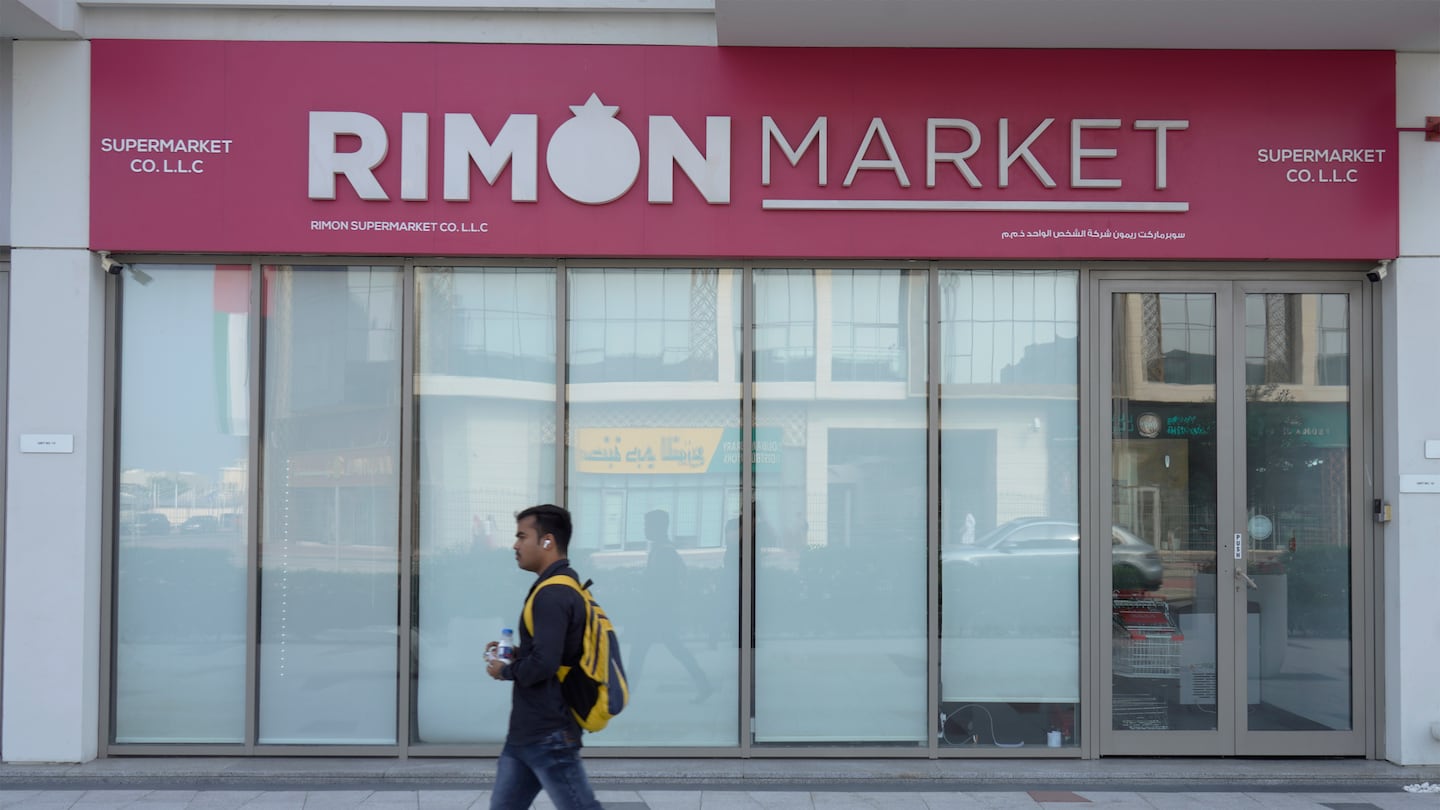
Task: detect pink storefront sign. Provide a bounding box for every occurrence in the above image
[90,42,1398,260]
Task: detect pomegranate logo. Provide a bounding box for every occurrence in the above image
[546,94,640,205]
[308,96,730,206]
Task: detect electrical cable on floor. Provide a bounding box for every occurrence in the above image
[939,704,1025,747]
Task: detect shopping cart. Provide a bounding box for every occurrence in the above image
[1112,597,1183,679]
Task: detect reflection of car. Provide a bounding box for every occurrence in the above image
[943,518,1164,591]
[179,515,220,534]
[134,512,172,535]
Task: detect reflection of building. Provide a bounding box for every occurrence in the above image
[1112,293,1351,554]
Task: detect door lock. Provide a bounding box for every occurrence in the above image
[1374,498,1393,523]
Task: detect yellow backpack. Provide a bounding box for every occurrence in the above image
[522,575,629,732]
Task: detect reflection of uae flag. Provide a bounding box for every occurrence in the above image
[213,265,250,436]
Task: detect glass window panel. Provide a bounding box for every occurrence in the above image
[570,268,727,384]
[114,264,250,743]
[1246,293,1352,731]
[413,267,557,744]
[754,268,928,745]
[1317,293,1350,386]
[1245,295,1270,387]
[429,268,553,383]
[1112,292,1217,733]
[258,265,401,745]
[1152,293,1217,385]
[831,270,906,383]
[939,270,1080,748]
[567,267,742,747]
[755,271,816,382]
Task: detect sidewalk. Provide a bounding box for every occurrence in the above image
[1,758,1440,808]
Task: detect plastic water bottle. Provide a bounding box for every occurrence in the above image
[496,628,515,662]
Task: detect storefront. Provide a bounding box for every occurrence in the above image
[10,29,1437,763]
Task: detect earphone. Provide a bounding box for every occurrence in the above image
[543,539,551,548]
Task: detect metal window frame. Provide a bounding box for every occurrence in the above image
[929,265,1086,760]
[1088,268,1375,760]
[96,255,1382,761]
[0,263,9,759]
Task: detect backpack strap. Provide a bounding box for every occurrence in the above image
[522,574,586,681]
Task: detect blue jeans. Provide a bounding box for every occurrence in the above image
[490,729,602,810]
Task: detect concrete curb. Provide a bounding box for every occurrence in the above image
[1,758,1439,792]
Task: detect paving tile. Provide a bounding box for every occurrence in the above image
[697,793,765,810]
[1154,794,1263,808]
[746,792,814,810]
[184,792,264,809]
[1056,795,1146,809]
[1028,792,1088,803]
[1133,795,1228,810]
[814,793,930,810]
[236,793,308,810]
[593,792,643,805]
[357,794,418,807]
[1363,795,1440,810]
[295,794,371,809]
[970,794,1042,808]
[916,792,987,808]
[76,793,153,805]
[413,792,482,810]
[0,793,44,806]
[1241,793,1336,808]
[3,801,84,810]
[637,790,704,810]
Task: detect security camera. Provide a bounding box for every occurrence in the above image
[1366,259,1390,283]
[99,252,125,276]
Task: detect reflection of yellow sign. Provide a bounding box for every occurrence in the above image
[290,448,396,486]
[574,428,722,474]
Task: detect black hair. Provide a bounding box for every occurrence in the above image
[516,504,573,553]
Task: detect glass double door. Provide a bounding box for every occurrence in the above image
[1100,279,1367,756]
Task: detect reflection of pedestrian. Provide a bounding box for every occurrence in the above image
[713,517,742,648]
[961,513,976,545]
[630,509,713,703]
[788,510,810,550]
[723,517,740,574]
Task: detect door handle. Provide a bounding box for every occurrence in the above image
[1235,569,1259,589]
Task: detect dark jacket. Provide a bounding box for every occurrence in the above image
[499,559,587,744]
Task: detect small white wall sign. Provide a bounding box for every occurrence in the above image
[20,434,73,454]
[1399,474,1440,493]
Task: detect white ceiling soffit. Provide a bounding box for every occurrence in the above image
[4,0,80,37]
[14,0,716,40]
[715,0,1440,53]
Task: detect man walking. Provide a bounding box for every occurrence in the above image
[486,504,602,810]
